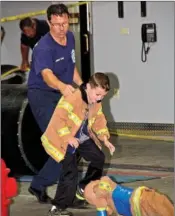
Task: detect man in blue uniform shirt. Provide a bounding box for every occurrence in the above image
[27,3,83,208]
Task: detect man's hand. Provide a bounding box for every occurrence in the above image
[20,61,30,71]
[103,136,115,156]
[68,137,79,149]
[61,84,75,97]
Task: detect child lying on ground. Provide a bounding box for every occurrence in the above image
[84,176,174,216]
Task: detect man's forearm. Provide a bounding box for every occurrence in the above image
[41,69,65,92]
[73,66,83,86]
[21,44,29,62]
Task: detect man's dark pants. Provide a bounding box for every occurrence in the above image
[27,88,62,191]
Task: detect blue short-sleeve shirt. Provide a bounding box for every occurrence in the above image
[28,31,76,91]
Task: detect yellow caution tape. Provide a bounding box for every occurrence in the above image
[1,11,46,23]
[1,1,88,23]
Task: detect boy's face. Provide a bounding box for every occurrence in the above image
[87,84,108,104]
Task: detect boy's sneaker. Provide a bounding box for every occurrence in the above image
[70,197,89,209]
[75,186,85,200]
[48,206,73,216]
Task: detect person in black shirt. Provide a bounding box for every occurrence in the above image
[19,17,49,71]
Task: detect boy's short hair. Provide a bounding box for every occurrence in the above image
[89,73,110,92]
